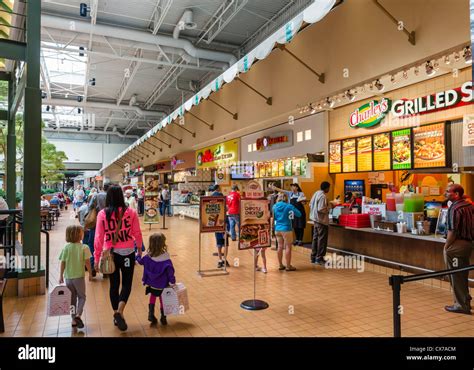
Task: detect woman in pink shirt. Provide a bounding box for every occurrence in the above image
[94,185,143,331]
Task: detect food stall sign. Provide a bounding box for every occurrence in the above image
[239,199,271,250]
[200,196,226,233]
[196,139,239,169]
[256,131,293,151]
[244,180,264,199]
[349,98,391,128]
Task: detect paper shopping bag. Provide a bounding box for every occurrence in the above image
[47,285,72,317]
[162,283,189,316]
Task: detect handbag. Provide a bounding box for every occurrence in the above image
[98,209,124,275]
[84,208,97,230]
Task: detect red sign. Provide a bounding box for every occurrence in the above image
[256,135,289,150]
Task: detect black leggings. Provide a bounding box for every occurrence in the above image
[109,252,135,310]
[294,228,305,241]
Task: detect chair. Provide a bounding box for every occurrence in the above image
[40,209,52,230]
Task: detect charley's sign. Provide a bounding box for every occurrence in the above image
[349,98,391,128]
[349,81,473,128]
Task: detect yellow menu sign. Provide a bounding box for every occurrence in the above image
[329,141,342,173]
[357,136,373,172]
[196,139,239,169]
[342,139,356,173]
[373,133,391,171]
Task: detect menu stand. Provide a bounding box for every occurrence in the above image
[241,248,269,311]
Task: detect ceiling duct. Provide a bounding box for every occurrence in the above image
[173,9,197,39]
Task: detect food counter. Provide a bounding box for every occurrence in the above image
[326,222,474,284]
[172,203,199,220]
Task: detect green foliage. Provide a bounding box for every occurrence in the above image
[0,188,22,203]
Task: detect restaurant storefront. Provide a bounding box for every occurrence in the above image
[324,67,474,281]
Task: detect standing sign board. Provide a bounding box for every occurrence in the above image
[463,114,474,147]
[199,196,226,233]
[144,172,160,224]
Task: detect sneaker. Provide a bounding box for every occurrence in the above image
[286,265,296,271]
[75,317,84,329]
[217,260,224,268]
[113,313,128,331]
[292,241,298,246]
[261,268,267,274]
[225,260,230,267]
[297,241,304,246]
[444,305,471,315]
[278,264,286,271]
[91,269,97,278]
[255,266,261,271]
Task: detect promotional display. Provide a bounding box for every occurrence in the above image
[413,122,447,169]
[357,136,373,172]
[244,180,264,198]
[373,133,391,171]
[329,141,342,173]
[239,199,271,250]
[342,138,357,173]
[391,129,412,170]
[254,157,309,178]
[199,196,226,233]
[144,172,160,223]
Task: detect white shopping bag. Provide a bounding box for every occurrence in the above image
[162,283,189,316]
[47,285,72,317]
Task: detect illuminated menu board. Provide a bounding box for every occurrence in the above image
[357,136,373,172]
[342,138,357,173]
[329,141,342,173]
[373,133,391,171]
[413,123,446,169]
[392,129,412,170]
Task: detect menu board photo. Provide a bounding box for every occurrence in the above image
[272,161,279,177]
[413,123,447,169]
[392,129,412,170]
[329,141,342,173]
[292,158,301,176]
[342,138,357,173]
[265,162,272,177]
[278,160,285,177]
[284,159,292,177]
[239,199,271,250]
[357,136,373,172]
[258,162,266,178]
[200,196,226,233]
[373,133,391,171]
[300,158,308,177]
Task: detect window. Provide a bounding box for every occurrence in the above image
[252,143,257,151]
[248,144,253,153]
[297,131,303,143]
[305,129,312,141]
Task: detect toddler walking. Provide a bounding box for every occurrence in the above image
[59,225,92,328]
[136,233,176,325]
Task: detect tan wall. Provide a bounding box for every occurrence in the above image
[105,0,471,180]
[329,68,473,140]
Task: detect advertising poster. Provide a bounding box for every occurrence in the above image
[373,133,391,171]
[199,196,226,233]
[271,161,279,177]
[357,136,373,172]
[292,158,301,176]
[144,173,160,224]
[278,160,285,177]
[463,114,474,147]
[300,158,308,177]
[391,129,412,170]
[342,138,356,172]
[265,162,273,177]
[239,199,271,250]
[329,141,342,173]
[413,123,447,168]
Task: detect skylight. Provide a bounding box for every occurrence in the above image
[42,42,87,86]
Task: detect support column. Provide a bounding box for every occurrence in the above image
[6,78,16,209]
[22,0,42,278]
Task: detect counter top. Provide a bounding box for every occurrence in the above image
[338,225,446,244]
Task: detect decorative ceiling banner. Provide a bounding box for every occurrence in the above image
[102,0,337,171]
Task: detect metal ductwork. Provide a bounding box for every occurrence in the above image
[173,9,196,39]
[43,127,140,139]
[42,14,237,66]
[42,98,166,117]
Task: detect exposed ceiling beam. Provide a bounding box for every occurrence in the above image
[83,0,99,103]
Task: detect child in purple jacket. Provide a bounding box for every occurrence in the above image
[136,233,176,326]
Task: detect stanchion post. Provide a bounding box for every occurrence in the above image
[389,275,403,338]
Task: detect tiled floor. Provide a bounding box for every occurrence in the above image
[1,210,473,337]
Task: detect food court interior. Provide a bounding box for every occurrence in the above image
[0,0,473,339]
